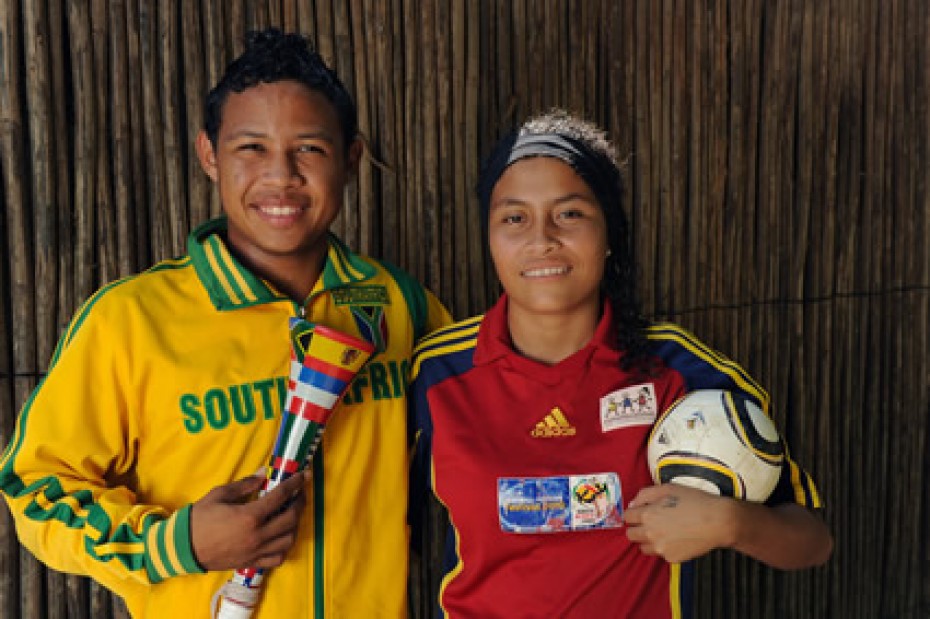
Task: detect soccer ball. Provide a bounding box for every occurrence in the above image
[647,390,784,502]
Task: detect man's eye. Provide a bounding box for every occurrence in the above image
[297,144,325,154]
[238,143,264,152]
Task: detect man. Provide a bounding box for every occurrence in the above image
[0,29,449,618]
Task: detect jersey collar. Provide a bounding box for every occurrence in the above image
[474,294,619,383]
[188,217,377,311]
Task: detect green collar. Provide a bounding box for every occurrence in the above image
[187,217,376,310]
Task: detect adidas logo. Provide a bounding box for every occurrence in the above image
[530,407,577,438]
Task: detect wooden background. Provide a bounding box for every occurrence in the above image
[1,0,928,617]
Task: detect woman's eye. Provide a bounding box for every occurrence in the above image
[502,213,524,224]
[558,208,585,220]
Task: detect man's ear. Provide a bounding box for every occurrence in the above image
[195,131,219,182]
[346,137,364,176]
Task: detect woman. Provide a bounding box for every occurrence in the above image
[409,110,832,618]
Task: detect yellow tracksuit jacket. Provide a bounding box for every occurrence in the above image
[0,217,450,618]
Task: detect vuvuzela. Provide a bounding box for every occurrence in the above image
[213,321,375,619]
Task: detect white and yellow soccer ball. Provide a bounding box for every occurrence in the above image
[647,389,784,502]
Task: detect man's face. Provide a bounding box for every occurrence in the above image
[196,80,360,276]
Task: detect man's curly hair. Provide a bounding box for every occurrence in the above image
[204,28,357,153]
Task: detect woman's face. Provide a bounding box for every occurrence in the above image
[487,157,608,320]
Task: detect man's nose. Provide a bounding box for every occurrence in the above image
[263,150,300,185]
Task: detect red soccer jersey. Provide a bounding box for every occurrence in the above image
[409,295,821,619]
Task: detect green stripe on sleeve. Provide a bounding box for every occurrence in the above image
[172,504,204,574]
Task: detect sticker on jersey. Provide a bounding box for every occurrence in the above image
[600,383,657,432]
[498,473,623,534]
[350,305,388,354]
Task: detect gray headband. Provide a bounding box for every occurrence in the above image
[477,132,621,225]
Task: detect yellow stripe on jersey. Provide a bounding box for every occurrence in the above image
[430,458,466,618]
[330,240,366,282]
[788,458,822,508]
[33,489,89,519]
[411,316,483,377]
[646,323,770,413]
[146,522,171,581]
[669,563,682,619]
[96,541,144,558]
[204,241,245,305]
[219,249,259,304]
[415,315,483,351]
[159,513,183,577]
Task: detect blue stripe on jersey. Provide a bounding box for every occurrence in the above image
[648,323,823,509]
[677,561,695,619]
[646,323,769,412]
[408,331,479,551]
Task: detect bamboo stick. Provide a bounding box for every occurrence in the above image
[464,0,484,315]
[372,0,398,264]
[67,0,97,303]
[296,0,316,56]
[511,0,528,123]
[282,0,298,32]
[401,0,419,280]
[47,0,73,339]
[435,0,454,307]
[350,0,372,254]
[315,0,335,70]
[22,0,56,615]
[0,0,29,615]
[332,0,356,246]
[418,0,440,295]
[138,2,170,264]
[450,0,467,313]
[23,0,56,368]
[110,0,138,274]
[50,0,87,603]
[159,0,189,256]
[265,0,279,29]
[182,0,210,227]
[228,1,246,58]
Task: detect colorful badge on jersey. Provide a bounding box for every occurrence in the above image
[600,383,658,432]
[497,473,623,533]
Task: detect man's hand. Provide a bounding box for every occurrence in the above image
[190,471,308,571]
[623,483,736,564]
